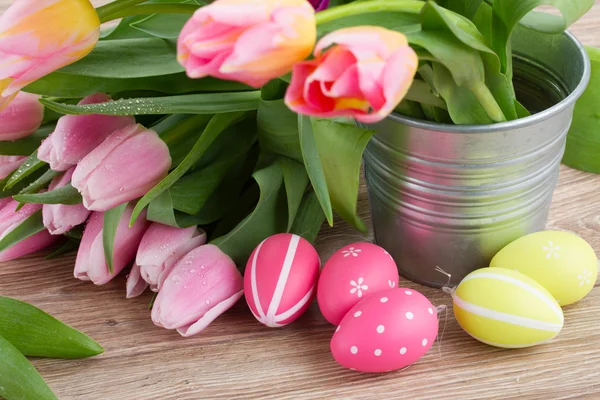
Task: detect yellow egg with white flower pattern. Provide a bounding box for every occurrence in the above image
[490,231,597,306]
[453,268,563,348]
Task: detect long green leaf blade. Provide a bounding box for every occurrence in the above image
[0,296,103,358]
[4,153,46,190]
[14,184,82,205]
[298,115,334,226]
[40,92,261,116]
[0,334,58,400]
[130,112,249,225]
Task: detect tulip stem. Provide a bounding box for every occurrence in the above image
[99,4,201,23]
[472,84,507,123]
[96,0,147,22]
[315,0,424,25]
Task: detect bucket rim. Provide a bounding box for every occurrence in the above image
[384,30,591,134]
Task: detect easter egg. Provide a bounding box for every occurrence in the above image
[331,288,438,373]
[453,267,563,348]
[490,230,598,306]
[244,233,320,327]
[317,242,399,325]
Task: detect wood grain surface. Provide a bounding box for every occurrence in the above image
[1,1,600,399]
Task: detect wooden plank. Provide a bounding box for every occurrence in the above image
[0,1,599,399]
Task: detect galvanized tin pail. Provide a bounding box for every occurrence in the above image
[362,27,591,287]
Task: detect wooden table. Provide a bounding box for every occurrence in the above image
[2,2,600,399]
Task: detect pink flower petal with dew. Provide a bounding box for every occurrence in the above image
[38,94,135,171]
[76,129,171,211]
[176,290,244,337]
[199,0,272,27]
[0,156,26,179]
[126,263,149,298]
[42,168,90,235]
[314,26,407,61]
[137,224,207,291]
[71,124,141,189]
[151,245,243,335]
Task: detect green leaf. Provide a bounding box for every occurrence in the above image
[260,79,288,101]
[311,119,374,232]
[13,184,82,205]
[147,190,179,226]
[490,0,595,73]
[45,239,80,259]
[103,203,129,274]
[212,160,288,265]
[130,112,250,225]
[4,153,46,190]
[406,79,447,109]
[26,71,252,98]
[40,92,261,116]
[432,62,494,124]
[158,114,213,167]
[0,296,103,358]
[0,210,45,253]
[17,169,60,196]
[318,12,421,37]
[278,157,310,231]
[299,115,333,226]
[0,126,52,156]
[130,11,191,39]
[290,190,326,244]
[0,169,46,199]
[257,99,303,162]
[437,0,483,19]
[60,38,182,78]
[563,46,600,173]
[0,334,58,400]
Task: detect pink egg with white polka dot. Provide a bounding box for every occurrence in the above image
[244,233,320,327]
[317,242,399,325]
[331,288,438,373]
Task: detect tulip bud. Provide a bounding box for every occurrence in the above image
[151,245,243,337]
[0,156,26,180]
[0,200,57,262]
[72,124,172,212]
[309,0,329,11]
[177,0,316,88]
[74,205,150,285]
[42,168,91,235]
[38,93,135,171]
[285,27,418,123]
[0,92,44,140]
[126,224,207,298]
[125,263,149,299]
[0,0,101,104]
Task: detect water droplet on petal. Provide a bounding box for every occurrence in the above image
[205,299,210,305]
[189,269,196,274]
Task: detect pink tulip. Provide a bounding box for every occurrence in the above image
[0,156,26,180]
[177,0,317,88]
[0,92,44,140]
[0,0,100,106]
[74,205,150,285]
[42,168,91,235]
[0,199,57,262]
[125,263,149,299]
[72,124,172,212]
[151,244,244,337]
[126,224,207,298]
[285,26,418,123]
[38,93,135,171]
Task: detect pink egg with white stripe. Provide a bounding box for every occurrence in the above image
[331,288,438,373]
[244,233,320,327]
[317,242,399,325]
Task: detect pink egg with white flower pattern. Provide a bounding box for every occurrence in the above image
[317,242,399,325]
[244,233,320,327]
[331,288,438,373]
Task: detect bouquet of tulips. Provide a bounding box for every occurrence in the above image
[1,0,599,336]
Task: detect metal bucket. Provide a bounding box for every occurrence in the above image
[362,27,591,287]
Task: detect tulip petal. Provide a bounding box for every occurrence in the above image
[0,156,26,180]
[74,211,103,281]
[42,169,91,235]
[0,92,44,141]
[176,290,243,337]
[126,263,149,298]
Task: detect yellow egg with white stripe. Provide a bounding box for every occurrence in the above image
[452,268,563,348]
